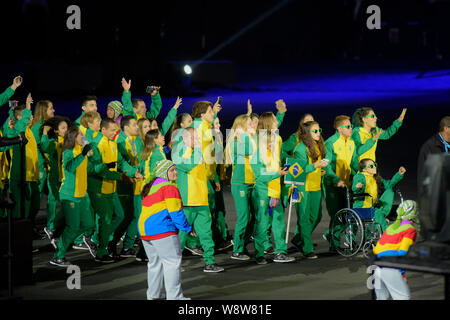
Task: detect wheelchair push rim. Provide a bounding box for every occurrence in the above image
[330,208,364,257]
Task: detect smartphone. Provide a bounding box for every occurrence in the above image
[17,76,23,83]
[282,163,291,171]
[217,96,222,105]
[146,86,155,94]
[8,100,17,108]
[322,158,330,164]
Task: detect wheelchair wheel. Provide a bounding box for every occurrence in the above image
[330,208,364,257]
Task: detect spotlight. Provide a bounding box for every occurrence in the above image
[183,64,192,75]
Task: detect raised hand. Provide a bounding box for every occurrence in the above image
[26,93,33,109]
[355,182,363,189]
[275,99,287,114]
[173,97,182,110]
[399,166,406,175]
[121,77,131,92]
[11,76,23,91]
[278,167,289,176]
[398,108,407,122]
[43,125,52,135]
[149,86,161,96]
[247,99,252,116]
[213,99,222,114]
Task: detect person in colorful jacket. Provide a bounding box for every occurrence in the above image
[351,107,406,162]
[49,126,95,267]
[250,112,292,264]
[352,159,406,232]
[290,121,332,259]
[372,200,419,300]
[139,159,195,300]
[172,126,224,273]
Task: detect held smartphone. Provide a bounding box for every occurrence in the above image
[217,96,222,104]
[146,86,155,94]
[8,100,17,108]
[282,163,291,171]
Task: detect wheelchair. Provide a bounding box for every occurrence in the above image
[329,187,395,258]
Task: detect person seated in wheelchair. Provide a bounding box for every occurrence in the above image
[352,158,406,232]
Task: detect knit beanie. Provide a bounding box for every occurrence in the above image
[396,200,418,221]
[154,159,175,181]
[108,100,123,120]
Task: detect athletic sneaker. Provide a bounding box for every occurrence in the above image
[256,256,268,265]
[203,264,224,273]
[50,257,72,267]
[95,255,115,264]
[217,240,233,251]
[273,253,295,263]
[185,246,204,256]
[44,226,54,241]
[120,248,137,258]
[264,247,275,255]
[304,252,318,259]
[231,252,251,261]
[72,243,89,250]
[83,235,97,258]
[51,237,59,250]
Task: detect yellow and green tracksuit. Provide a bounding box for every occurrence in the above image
[172,142,216,265]
[31,120,49,204]
[54,145,94,259]
[0,130,11,218]
[290,141,330,255]
[112,131,145,250]
[250,134,288,258]
[87,133,139,258]
[5,108,40,221]
[40,134,64,231]
[352,171,404,232]
[352,120,402,162]
[229,132,257,253]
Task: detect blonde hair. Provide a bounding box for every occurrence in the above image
[31,100,52,127]
[137,118,150,142]
[80,111,101,128]
[224,114,250,166]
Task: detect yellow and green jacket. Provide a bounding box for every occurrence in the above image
[324,132,360,186]
[250,134,283,199]
[192,117,217,181]
[228,132,257,185]
[4,108,39,182]
[116,131,144,196]
[172,143,208,206]
[40,134,64,184]
[352,119,402,162]
[59,144,88,202]
[352,171,404,208]
[292,141,339,192]
[87,132,138,195]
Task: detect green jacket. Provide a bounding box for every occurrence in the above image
[40,134,64,184]
[116,131,144,195]
[59,146,88,202]
[0,87,15,107]
[229,132,256,185]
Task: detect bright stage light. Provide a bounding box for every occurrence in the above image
[183,64,192,75]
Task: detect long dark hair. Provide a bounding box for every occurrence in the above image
[358,158,385,199]
[40,116,71,140]
[62,126,81,152]
[300,121,326,162]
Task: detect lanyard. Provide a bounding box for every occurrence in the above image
[438,133,450,153]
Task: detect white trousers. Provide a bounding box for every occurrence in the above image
[374,267,411,300]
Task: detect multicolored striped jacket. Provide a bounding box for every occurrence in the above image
[138,178,192,240]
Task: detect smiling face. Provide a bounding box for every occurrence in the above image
[167,165,178,181]
[106,106,115,119]
[362,159,377,175]
[309,123,322,141]
[155,132,165,146]
[82,100,97,113]
[56,121,68,138]
[181,114,193,128]
[362,110,377,129]
[338,119,352,138]
[46,102,55,118]
[102,122,117,141]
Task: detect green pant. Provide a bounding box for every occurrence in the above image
[46,178,61,231]
[374,188,396,232]
[112,192,141,250]
[253,192,288,258]
[54,197,95,259]
[291,190,322,255]
[89,191,124,257]
[211,182,230,245]
[323,183,347,250]
[179,206,216,265]
[9,180,40,221]
[231,184,255,253]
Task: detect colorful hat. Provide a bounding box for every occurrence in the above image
[108,100,123,120]
[396,200,418,221]
[154,159,175,181]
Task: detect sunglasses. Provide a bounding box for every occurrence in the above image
[339,125,352,129]
[310,128,322,134]
[365,163,377,169]
[364,114,376,119]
